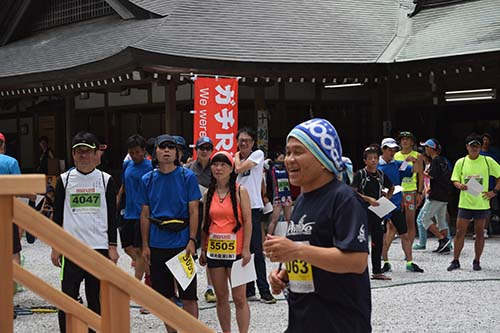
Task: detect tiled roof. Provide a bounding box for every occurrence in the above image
[133,0,399,63]
[396,0,500,61]
[0,15,163,78]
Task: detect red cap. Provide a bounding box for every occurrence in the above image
[211,150,234,167]
[0,132,5,142]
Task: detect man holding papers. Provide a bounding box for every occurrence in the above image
[139,134,201,332]
[448,133,500,271]
[352,146,394,280]
[378,138,424,273]
[264,119,371,333]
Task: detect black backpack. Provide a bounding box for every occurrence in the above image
[359,168,385,198]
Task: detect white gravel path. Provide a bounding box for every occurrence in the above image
[12,235,500,332]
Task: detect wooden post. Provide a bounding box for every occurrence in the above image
[0,195,13,333]
[66,314,88,333]
[164,81,178,134]
[100,281,130,333]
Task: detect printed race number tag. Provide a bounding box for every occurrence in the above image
[207,233,237,260]
[165,250,197,291]
[178,253,195,279]
[286,241,314,293]
[70,193,101,208]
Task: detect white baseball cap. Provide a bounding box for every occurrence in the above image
[381,137,401,150]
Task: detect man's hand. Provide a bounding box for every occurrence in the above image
[51,248,62,267]
[108,246,119,264]
[367,197,379,207]
[185,240,196,257]
[269,268,289,295]
[142,246,151,266]
[263,235,299,263]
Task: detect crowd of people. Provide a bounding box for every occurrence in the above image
[4,122,500,332]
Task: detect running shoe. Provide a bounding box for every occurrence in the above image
[406,262,424,273]
[439,246,450,254]
[447,260,460,271]
[435,238,451,253]
[139,307,150,315]
[381,262,392,273]
[173,296,183,308]
[413,244,426,250]
[473,260,481,271]
[260,292,277,304]
[204,289,217,303]
[246,292,258,302]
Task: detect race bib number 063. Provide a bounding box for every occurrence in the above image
[286,241,314,293]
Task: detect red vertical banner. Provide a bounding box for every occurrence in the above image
[193,77,238,157]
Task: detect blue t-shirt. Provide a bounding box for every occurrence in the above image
[286,179,370,333]
[377,158,413,206]
[139,166,202,249]
[122,159,152,219]
[0,154,21,174]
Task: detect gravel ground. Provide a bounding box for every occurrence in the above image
[12,235,500,332]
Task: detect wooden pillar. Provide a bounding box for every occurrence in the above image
[314,82,322,117]
[0,196,13,333]
[64,94,75,165]
[100,281,130,333]
[164,81,178,134]
[66,314,88,333]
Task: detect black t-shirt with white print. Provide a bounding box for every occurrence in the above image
[352,168,392,200]
[285,179,371,333]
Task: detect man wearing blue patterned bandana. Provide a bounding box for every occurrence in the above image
[264,118,371,332]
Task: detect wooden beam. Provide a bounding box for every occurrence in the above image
[13,263,101,331]
[66,314,88,333]
[0,196,13,333]
[100,282,130,333]
[12,201,213,333]
[0,175,46,195]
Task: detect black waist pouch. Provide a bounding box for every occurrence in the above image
[149,217,189,232]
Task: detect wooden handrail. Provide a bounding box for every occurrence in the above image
[1,175,214,333]
[13,263,101,331]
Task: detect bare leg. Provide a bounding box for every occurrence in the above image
[210,267,231,332]
[473,219,486,261]
[400,233,413,262]
[453,218,470,261]
[268,205,283,235]
[232,283,250,333]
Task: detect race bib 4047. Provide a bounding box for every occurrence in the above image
[70,193,101,208]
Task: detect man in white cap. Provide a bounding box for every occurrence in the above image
[264,118,371,332]
[378,137,424,273]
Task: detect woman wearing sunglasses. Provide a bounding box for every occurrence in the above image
[199,151,252,333]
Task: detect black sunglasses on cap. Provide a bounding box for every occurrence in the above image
[158,142,176,149]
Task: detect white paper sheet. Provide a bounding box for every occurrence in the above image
[465,178,483,197]
[165,250,197,291]
[393,185,403,194]
[274,221,288,237]
[16,197,30,205]
[368,197,397,218]
[230,254,256,288]
[399,160,409,171]
[35,195,45,207]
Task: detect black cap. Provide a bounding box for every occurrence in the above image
[465,133,482,146]
[71,132,99,150]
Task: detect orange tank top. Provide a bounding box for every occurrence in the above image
[208,188,244,255]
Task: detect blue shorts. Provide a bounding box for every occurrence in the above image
[457,208,490,221]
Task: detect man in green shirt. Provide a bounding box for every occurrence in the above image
[448,134,500,271]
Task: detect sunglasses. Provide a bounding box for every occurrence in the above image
[158,142,176,149]
[198,145,213,151]
[400,131,414,137]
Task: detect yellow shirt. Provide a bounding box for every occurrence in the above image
[394,150,419,192]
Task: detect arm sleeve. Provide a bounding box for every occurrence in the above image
[53,177,65,226]
[106,177,118,245]
[248,150,264,165]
